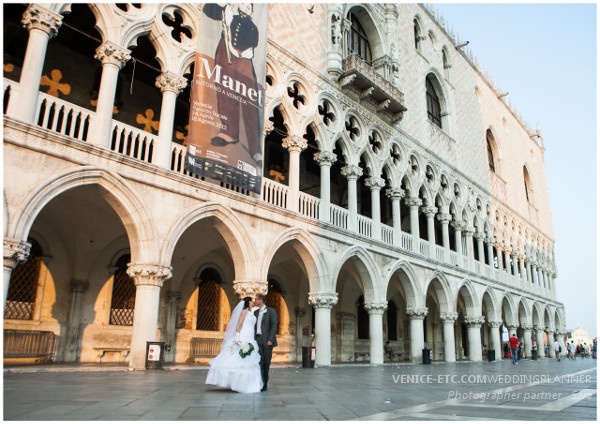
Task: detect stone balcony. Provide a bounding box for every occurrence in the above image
[340,54,407,123]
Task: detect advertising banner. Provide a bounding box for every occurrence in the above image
[185,3,268,193]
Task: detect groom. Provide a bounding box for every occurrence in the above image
[254,294,277,392]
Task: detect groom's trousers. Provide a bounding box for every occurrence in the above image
[256,335,273,387]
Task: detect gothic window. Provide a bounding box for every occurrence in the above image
[387,300,398,341]
[347,13,372,64]
[5,239,43,320]
[523,166,533,204]
[357,295,369,339]
[414,19,422,51]
[266,279,285,334]
[486,129,496,172]
[109,254,135,326]
[196,268,222,331]
[426,75,442,128]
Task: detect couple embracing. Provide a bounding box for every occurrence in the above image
[205,294,277,394]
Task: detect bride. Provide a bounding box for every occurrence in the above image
[205,297,263,394]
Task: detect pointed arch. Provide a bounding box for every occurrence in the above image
[10,166,158,265]
[423,270,453,313]
[260,227,328,293]
[161,202,257,279]
[456,279,479,316]
[385,260,422,308]
[333,245,381,303]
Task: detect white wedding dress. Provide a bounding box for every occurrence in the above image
[205,308,263,394]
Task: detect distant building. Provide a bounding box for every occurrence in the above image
[568,326,593,347]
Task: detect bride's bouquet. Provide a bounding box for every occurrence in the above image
[231,341,255,358]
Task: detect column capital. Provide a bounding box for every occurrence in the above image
[364,177,385,190]
[485,236,495,245]
[22,4,63,38]
[405,197,422,208]
[406,306,428,320]
[127,264,172,287]
[263,120,274,137]
[314,150,337,166]
[155,72,187,94]
[95,41,131,69]
[385,187,405,200]
[233,280,268,299]
[439,312,459,323]
[436,213,452,224]
[364,301,387,315]
[488,320,503,328]
[463,227,476,237]
[4,238,31,270]
[422,206,438,217]
[546,327,556,334]
[464,315,485,328]
[475,231,486,240]
[69,280,89,294]
[340,165,363,180]
[282,135,307,153]
[507,324,519,333]
[521,324,534,331]
[533,324,545,332]
[166,291,181,303]
[308,292,338,309]
[450,220,465,230]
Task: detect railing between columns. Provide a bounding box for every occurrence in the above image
[449,251,458,265]
[298,191,319,219]
[330,204,348,230]
[35,90,93,142]
[418,239,430,257]
[381,224,393,245]
[357,215,372,238]
[435,245,445,262]
[400,232,413,251]
[262,179,288,209]
[110,120,155,162]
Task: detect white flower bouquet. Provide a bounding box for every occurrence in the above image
[230,341,254,358]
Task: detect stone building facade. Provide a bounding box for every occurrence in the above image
[3,3,565,370]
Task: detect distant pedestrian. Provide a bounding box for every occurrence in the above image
[384,341,394,361]
[568,340,576,360]
[509,334,520,364]
[553,339,560,361]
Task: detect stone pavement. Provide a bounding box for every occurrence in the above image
[3,358,596,421]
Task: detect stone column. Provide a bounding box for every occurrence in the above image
[464,316,485,362]
[451,220,465,265]
[405,197,422,242]
[503,250,511,274]
[440,312,458,362]
[283,135,308,213]
[485,237,494,267]
[423,206,438,246]
[521,324,533,359]
[496,245,504,271]
[90,41,131,146]
[165,291,181,363]
[535,325,545,359]
[463,227,475,270]
[365,177,385,240]
[9,5,62,122]
[547,328,556,358]
[154,72,187,169]
[64,280,89,362]
[406,307,427,363]
[314,151,337,222]
[233,280,268,299]
[526,261,533,283]
[308,292,338,366]
[386,188,404,245]
[532,265,539,285]
[476,232,485,264]
[127,264,172,370]
[510,250,519,277]
[3,239,32,310]
[341,165,362,232]
[519,256,527,281]
[437,213,451,251]
[364,302,387,364]
[295,308,306,362]
[557,331,567,355]
[488,320,503,361]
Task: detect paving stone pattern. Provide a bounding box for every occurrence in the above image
[3,358,596,421]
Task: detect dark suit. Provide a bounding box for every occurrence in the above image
[254,306,277,389]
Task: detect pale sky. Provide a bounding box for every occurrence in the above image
[433,3,597,336]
